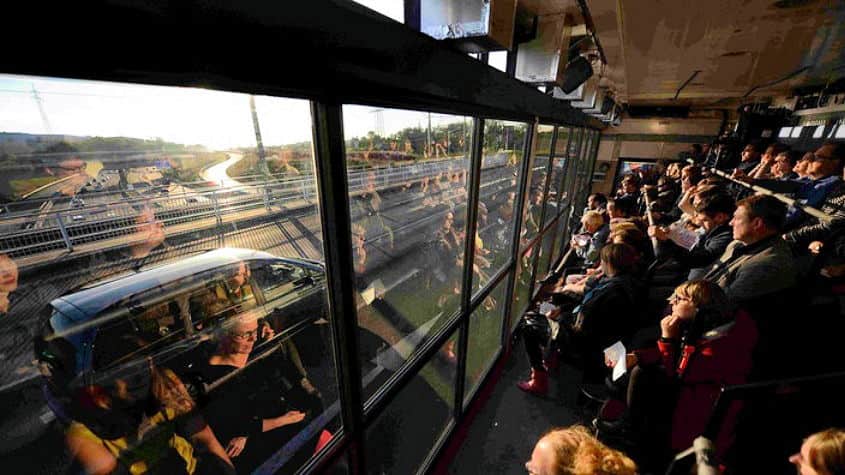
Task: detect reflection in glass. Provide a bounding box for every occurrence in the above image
[549,214,569,271]
[464,279,508,404]
[473,121,527,291]
[510,247,535,330]
[366,335,456,474]
[534,124,554,156]
[520,126,553,248]
[535,223,558,283]
[342,106,472,401]
[0,74,338,475]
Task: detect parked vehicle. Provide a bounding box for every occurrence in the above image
[3,248,327,454]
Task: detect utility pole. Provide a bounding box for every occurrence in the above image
[427,112,432,158]
[249,95,270,176]
[31,84,52,135]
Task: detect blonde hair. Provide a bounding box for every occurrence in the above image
[582,210,605,230]
[541,425,637,475]
[806,429,845,475]
[151,367,195,416]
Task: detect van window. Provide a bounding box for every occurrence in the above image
[91,299,188,371]
[251,260,308,303]
[188,263,259,331]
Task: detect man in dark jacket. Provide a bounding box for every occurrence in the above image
[704,195,797,308]
[651,192,735,280]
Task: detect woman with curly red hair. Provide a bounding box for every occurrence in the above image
[525,425,637,475]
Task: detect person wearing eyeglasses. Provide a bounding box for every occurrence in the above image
[596,280,757,467]
[747,142,845,229]
[194,313,324,473]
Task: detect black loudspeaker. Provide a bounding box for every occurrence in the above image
[560,56,593,94]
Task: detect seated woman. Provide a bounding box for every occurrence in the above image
[525,425,636,475]
[65,337,234,475]
[517,243,641,396]
[597,280,758,465]
[195,313,325,474]
[790,428,845,475]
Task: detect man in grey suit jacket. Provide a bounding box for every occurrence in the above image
[704,195,798,306]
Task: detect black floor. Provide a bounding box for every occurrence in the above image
[446,348,589,475]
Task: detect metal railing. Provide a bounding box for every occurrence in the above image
[0,153,514,262]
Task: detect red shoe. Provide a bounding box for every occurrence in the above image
[314,429,333,454]
[517,368,548,396]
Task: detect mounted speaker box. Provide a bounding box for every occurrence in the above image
[418,0,518,52]
[552,83,583,100]
[559,56,593,94]
[582,89,609,115]
[569,77,598,109]
[515,13,572,84]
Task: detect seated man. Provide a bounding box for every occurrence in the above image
[747,142,845,229]
[703,194,797,311]
[650,191,735,280]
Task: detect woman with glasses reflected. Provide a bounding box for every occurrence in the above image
[194,313,325,474]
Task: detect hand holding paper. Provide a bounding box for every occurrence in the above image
[603,341,627,381]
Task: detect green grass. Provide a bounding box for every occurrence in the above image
[9,176,59,198]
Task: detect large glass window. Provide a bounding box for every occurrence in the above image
[464,278,508,405]
[510,246,536,330]
[552,126,571,215]
[473,120,527,292]
[543,127,569,226]
[342,106,472,401]
[519,125,553,249]
[0,74,339,475]
[535,222,558,284]
[365,335,456,474]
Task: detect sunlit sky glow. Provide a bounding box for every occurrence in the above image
[0,74,469,151]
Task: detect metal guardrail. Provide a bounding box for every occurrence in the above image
[0,153,515,261]
[691,159,833,224]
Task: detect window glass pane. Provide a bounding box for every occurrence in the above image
[549,214,569,269]
[473,120,527,291]
[366,335,456,474]
[560,128,583,207]
[534,124,554,156]
[543,128,569,226]
[342,106,471,401]
[0,74,339,475]
[554,126,570,156]
[520,125,553,248]
[510,246,535,330]
[464,278,508,405]
[572,129,593,206]
[535,223,558,282]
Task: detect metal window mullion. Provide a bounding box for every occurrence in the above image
[500,120,536,346]
[453,117,485,419]
[310,101,365,474]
